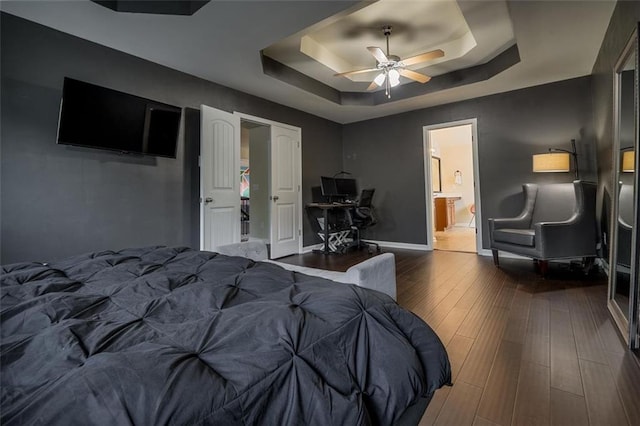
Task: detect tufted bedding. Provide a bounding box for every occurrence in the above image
[1,246,451,425]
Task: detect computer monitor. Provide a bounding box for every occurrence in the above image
[335,178,358,198]
[320,176,338,197]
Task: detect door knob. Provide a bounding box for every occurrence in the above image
[271,195,279,202]
[204,197,214,204]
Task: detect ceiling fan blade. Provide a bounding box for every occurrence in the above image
[399,69,431,83]
[334,67,379,77]
[401,49,444,66]
[366,80,379,91]
[367,46,389,63]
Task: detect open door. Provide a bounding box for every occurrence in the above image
[269,124,301,258]
[200,105,241,251]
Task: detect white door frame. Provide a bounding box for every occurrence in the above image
[422,118,483,254]
[234,112,303,255]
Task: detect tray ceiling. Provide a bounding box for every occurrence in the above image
[0,0,617,124]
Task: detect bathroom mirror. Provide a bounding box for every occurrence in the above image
[432,156,442,193]
[608,24,639,349]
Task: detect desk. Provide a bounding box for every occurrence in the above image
[307,202,356,254]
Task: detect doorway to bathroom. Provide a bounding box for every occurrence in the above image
[423,119,481,253]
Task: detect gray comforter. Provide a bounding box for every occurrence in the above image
[1,246,451,425]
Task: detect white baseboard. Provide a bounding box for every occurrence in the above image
[479,249,532,260]
[369,240,430,251]
[302,244,608,273]
[302,241,430,253]
[302,244,323,253]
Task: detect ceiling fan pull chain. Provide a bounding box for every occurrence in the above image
[386,73,390,98]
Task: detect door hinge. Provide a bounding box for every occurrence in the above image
[299,229,302,236]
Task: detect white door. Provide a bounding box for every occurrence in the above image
[269,125,301,258]
[200,105,241,251]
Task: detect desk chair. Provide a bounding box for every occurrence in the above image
[350,189,381,253]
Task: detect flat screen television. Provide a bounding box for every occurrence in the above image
[57,77,182,158]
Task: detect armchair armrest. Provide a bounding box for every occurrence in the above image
[489,184,538,232]
[344,253,396,300]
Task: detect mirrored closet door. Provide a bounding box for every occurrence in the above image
[608,24,639,349]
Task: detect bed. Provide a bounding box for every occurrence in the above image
[1,246,451,425]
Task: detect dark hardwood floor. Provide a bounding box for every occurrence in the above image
[277,248,640,426]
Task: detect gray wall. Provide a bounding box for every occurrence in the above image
[342,76,595,249]
[591,1,640,260]
[0,13,343,263]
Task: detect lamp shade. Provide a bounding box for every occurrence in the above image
[532,152,570,173]
[622,150,635,172]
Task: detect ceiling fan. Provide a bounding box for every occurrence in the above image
[335,25,444,98]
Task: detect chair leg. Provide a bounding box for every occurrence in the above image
[582,257,595,275]
[492,249,499,266]
[539,260,549,278]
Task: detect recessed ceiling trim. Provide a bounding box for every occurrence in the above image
[91,0,210,16]
[261,53,342,104]
[300,35,354,79]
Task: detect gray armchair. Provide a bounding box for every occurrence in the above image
[488,180,598,275]
[616,183,634,268]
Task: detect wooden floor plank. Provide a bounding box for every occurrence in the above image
[433,306,470,347]
[566,286,608,365]
[456,274,505,339]
[456,306,512,388]
[473,416,501,426]
[550,388,589,426]
[512,362,550,426]
[434,381,483,426]
[503,284,532,344]
[402,254,476,314]
[580,358,630,425]
[549,308,584,396]
[455,267,499,310]
[420,388,450,426]
[521,293,551,367]
[421,334,475,424]
[604,349,640,423]
[583,285,627,355]
[448,334,476,381]
[476,341,523,425]
[411,259,478,319]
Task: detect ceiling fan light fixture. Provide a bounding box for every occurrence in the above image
[336,26,442,98]
[389,69,400,87]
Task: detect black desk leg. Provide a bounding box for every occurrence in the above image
[323,208,330,254]
[312,208,332,255]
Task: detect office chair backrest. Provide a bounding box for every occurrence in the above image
[358,189,375,208]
